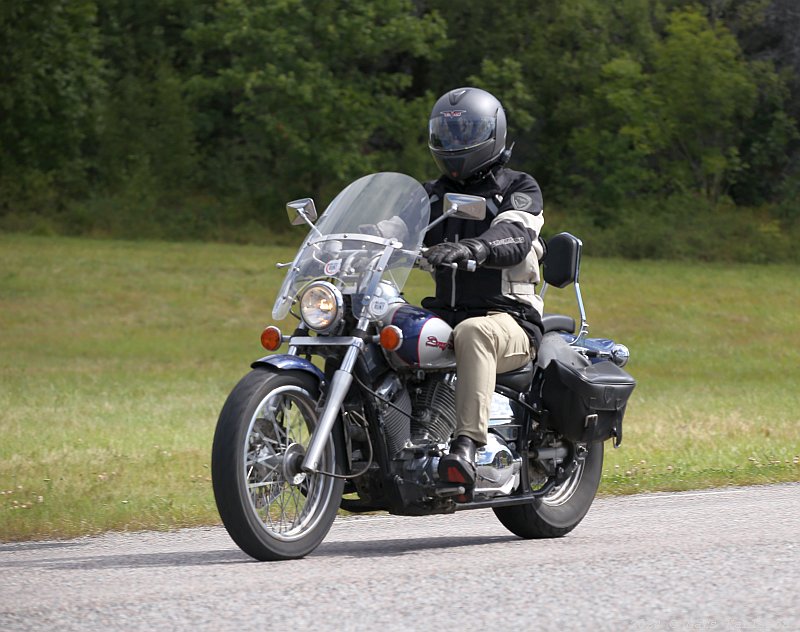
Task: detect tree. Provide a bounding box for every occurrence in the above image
[561,5,764,203]
[651,7,757,200]
[508,0,664,203]
[92,0,204,193]
[185,0,445,211]
[0,0,105,208]
[662,0,799,204]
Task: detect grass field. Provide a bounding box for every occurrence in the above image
[1,234,799,541]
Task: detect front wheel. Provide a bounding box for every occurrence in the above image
[211,368,344,560]
[493,440,604,539]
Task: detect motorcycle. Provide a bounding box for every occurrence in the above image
[211,171,636,561]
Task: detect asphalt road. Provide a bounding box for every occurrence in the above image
[1,483,798,632]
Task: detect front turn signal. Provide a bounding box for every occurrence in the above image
[260,326,283,351]
[379,325,403,352]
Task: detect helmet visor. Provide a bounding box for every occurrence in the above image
[429,114,496,151]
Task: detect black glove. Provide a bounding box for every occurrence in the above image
[425,238,489,267]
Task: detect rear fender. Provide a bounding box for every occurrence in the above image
[250,355,325,386]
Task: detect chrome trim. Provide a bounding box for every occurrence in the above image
[242,385,336,541]
[307,232,400,248]
[474,434,521,498]
[542,459,585,507]
[286,197,318,225]
[299,281,344,333]
[301,339,364,473]
[612,343,630,367]
[539,233,589,344]
[289,336,363,347]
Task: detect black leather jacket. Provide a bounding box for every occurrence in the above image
[422,165,545,344]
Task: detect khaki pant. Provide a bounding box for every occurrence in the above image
[452,312,533,444]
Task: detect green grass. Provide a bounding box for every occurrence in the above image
[1,234,799,540]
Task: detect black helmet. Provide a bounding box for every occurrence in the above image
[428,87,508,182]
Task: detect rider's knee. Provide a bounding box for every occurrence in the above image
[453,316,495,353]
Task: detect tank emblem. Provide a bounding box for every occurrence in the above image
[425,335,453,351]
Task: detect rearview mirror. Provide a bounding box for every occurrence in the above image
[286,198,318,226]
[443,193,486,221]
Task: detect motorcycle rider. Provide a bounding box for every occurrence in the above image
[422,87,545,493]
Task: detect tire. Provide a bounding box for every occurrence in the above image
[211,368,344,560]
[493,440,604,539]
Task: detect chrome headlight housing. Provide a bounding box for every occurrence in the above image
[299,281,343,333]
[611,343,630,367]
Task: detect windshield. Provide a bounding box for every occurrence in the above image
[273,172,431,321]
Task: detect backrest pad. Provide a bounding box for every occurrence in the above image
[542,232,581,289]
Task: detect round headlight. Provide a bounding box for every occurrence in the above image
[299,281,343,332]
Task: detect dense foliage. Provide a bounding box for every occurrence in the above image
[2,0,799,260]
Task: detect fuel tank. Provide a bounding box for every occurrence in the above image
[383,304,456,370]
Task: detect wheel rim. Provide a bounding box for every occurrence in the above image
[242,385,336,542]
[542,458,585,507]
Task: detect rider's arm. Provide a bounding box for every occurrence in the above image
[477,175,544,268]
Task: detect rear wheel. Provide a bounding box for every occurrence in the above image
[493,440,604,538]
[212,368,344,560]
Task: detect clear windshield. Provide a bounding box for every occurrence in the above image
[273,172,431,321]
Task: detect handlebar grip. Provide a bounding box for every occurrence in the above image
[448,260,477,272]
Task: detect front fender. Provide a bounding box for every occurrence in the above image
[251,354,326,385]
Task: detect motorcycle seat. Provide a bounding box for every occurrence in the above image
[542,313,576,334]
[496,361,535,392]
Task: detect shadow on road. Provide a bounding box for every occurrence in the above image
[0,533,523,569]
[0,548,251,570]
[315,533,518,558]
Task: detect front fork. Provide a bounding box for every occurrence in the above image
[299,338,364,474]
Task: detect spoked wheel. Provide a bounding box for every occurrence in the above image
[493,440,604,539]
[212,368,344,560]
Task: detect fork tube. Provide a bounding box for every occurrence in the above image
[301,340,362,474]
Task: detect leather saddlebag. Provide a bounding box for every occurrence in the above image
[541,359,636,446]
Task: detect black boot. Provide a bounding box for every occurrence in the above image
[438,435,479,487]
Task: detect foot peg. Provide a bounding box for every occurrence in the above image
[433,485,466,498]
[433,483,472,503]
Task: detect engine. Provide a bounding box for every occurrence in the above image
[373,373,456,454]
[373,372,521,498]
[409,373,457,444]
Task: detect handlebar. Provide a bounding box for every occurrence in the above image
[418,247,477,272]
[447,260,477,272]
